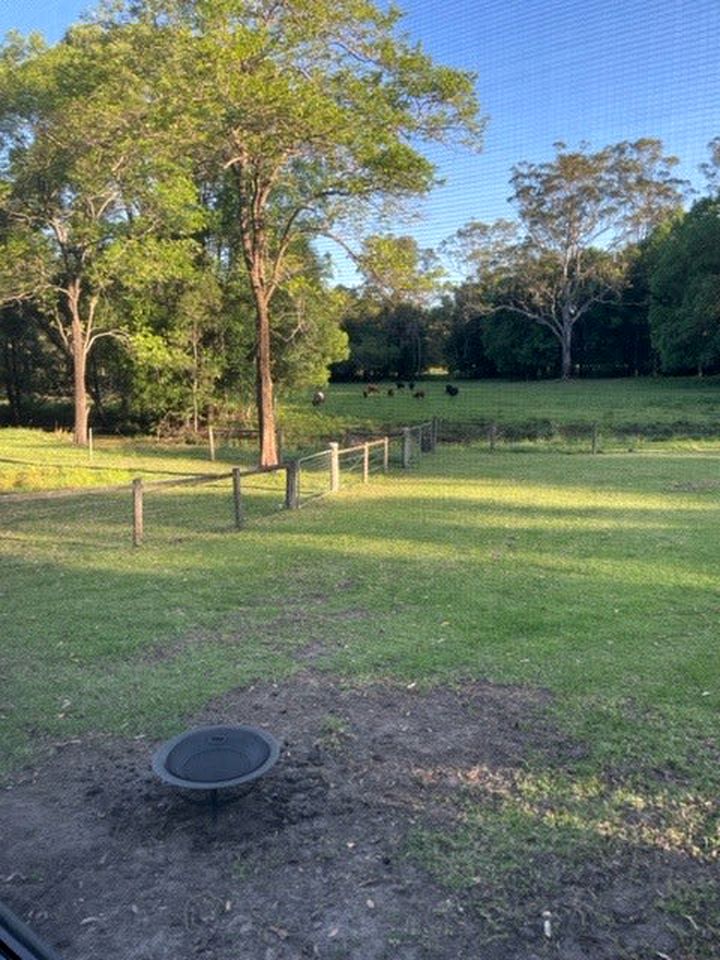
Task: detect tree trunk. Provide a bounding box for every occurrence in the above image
[560,323,573,380]
[2,340,22,424]
[71,312,89,445]
[254,292,278,467]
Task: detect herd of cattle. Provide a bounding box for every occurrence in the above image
[312,383,460,405]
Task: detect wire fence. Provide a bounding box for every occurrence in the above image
[0,420,438,547]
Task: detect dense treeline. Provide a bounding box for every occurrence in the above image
[0,7,717,449]
[334,141,720,383]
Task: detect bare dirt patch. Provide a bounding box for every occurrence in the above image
[1,673,715,959]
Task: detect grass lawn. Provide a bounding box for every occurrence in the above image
[283,374,720,440]
[3,427,719,775]
[2,424,719,954]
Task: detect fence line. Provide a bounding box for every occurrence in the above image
[2,422,439,546]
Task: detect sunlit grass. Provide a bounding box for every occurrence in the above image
[0,427,260,493]
[295,375,720,433]
[2,436,718,771]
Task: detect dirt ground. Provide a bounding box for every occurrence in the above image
[1,671,716,960]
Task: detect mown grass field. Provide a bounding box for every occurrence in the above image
[292,375,720,435]
[2,388,720,951]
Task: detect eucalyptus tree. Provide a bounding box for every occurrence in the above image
[701,136,720,196]
[448,140,686,379]
[0,24,203,443]
[105,0,483,465]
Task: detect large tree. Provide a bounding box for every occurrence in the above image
[0,25,202,444]
[355,234,445,378]
[448,140,686,379]
[105,0,483,464]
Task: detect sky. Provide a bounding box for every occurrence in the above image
[2,0,718,282]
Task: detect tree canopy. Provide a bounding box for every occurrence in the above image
[0,0,484,457]
[447,140,687,379]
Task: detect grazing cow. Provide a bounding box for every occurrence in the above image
[395,381,405,389]
[312,389,326,406]
[387,388,395,397]
[413,390,425,399]
[445,384,459,397]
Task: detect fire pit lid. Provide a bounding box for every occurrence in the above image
[152,724,280,790]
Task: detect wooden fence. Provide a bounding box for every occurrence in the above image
[0,419,439,546]
[129,418,438,545]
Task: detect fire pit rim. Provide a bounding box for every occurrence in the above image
[151,723,280,790]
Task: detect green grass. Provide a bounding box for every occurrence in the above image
[2,429,719,766]
[2,424,720,950]
[0,426,264,493]
[284,375,720,440]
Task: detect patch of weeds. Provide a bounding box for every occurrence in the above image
[657,880,720,959]
[408,765,720,956]
[512,768,720,861]
[318,713,351,749]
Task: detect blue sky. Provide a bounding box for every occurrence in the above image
[2,0,718,281]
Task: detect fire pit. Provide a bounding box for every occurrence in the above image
[152,724,280,819]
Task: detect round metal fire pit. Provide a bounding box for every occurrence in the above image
[152,724,280,791]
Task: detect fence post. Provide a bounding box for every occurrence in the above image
[420,422,432,453]
[209,425,216,461]
[329,441,340,492]
[591,422,598,455]
[285,460,300,509]
[232,467,244,528]
[489,421,497,452]
[88,427,94,461]
[132,478,143,547]
[383,436,389,472]
[363,442,370,483]
[402,427,412,468]
[431,416,439,451]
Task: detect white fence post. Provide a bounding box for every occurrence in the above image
[329,442,340,492]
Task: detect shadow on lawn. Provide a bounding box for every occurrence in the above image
[2,450,719,955]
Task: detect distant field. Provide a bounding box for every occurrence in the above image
[296,376,720,436]
[4,375,720,493]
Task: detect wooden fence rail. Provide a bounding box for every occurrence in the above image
[1,420,439,546]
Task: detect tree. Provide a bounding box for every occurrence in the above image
[701,136,720,196]
[649,198,720,374]
[0,301,62,423]
[354,234,445,378]
[0,25,203,443]
[448,140,686,379]
[106,0,483,464]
